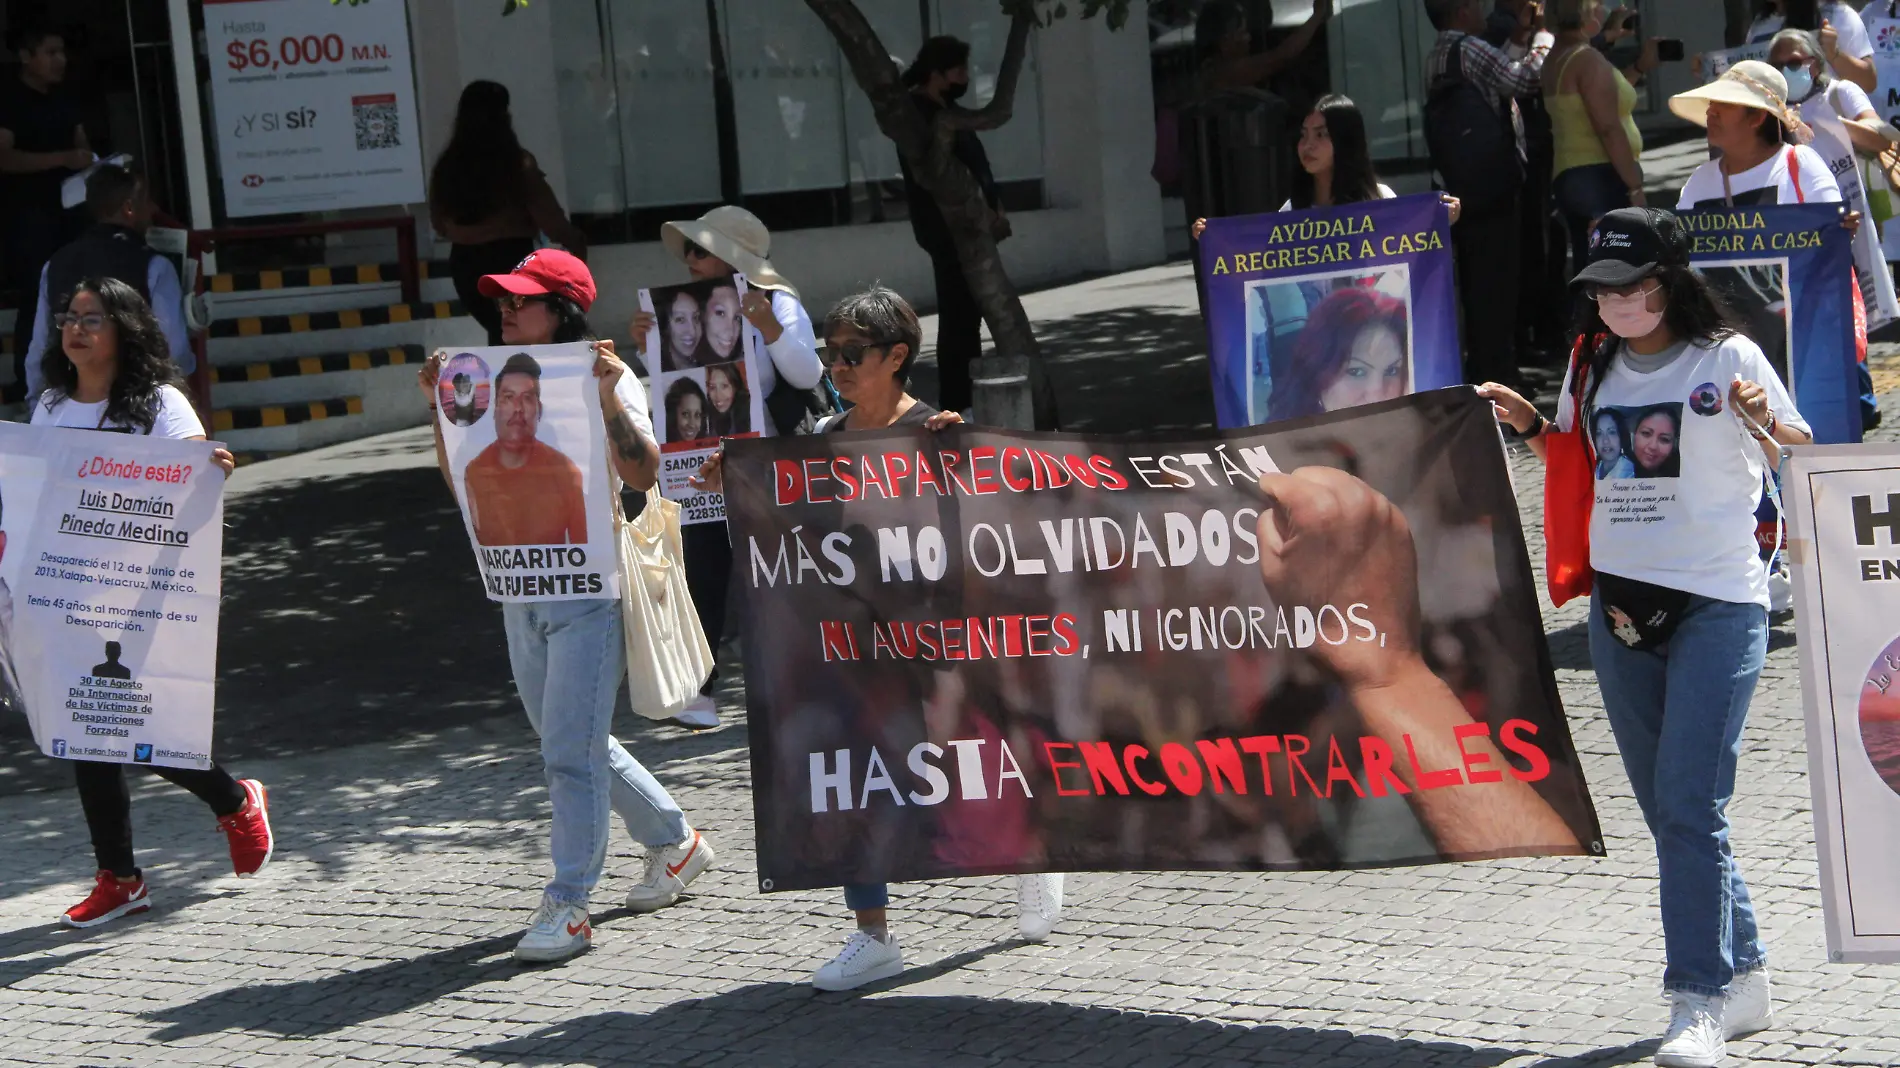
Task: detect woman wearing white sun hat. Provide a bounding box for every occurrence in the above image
[630,206,828,730]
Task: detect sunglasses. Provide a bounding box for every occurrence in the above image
[496,293,551,312]
[818,340,896,368]
[54,312,107,333]
[683,241,715,260]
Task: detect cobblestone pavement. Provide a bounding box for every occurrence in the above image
[1,267,1897,1067]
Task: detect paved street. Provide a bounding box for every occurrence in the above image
[0,264,1896,1067]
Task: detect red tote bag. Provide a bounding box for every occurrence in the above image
[1544,337,1598,606]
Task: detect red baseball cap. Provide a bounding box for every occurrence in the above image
[477,249,596,312]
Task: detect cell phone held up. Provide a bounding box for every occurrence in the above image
[1655,38,1685,63]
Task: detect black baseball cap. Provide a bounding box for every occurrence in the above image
[1573,207,1691,289]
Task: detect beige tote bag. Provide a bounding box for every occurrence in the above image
[615,486,714,719]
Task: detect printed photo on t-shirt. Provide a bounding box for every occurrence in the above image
[1698,259,1794,393]
[1590,402,1682,480]
[1244,264,1413,425]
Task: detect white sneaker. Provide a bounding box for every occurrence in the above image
[1724,969,1774,1038]
[513,893,591,964]
[1655,990,1726,1067]
[670,695,720,730]
[812,930,904,991]
[1016,873,1064,941]
[1768,565,1793,614]
[624,829,715,912]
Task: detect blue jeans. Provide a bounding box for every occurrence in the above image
[844,883,889,910]
[502,598,690,907]
[1553,162,1630,275]
[1589,589,1769,996]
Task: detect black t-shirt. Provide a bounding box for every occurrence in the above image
[0,77,80,212]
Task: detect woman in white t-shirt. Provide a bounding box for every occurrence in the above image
[1479,208,1811,1067]
[1190,95,1460,238]
[1747,0,1876,90]
[1671,60,1845,212]
[28,278,266,931]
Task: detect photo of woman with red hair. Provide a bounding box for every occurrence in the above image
[1264,281,1411,423]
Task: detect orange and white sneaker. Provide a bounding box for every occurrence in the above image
[514,893,592,964]
[217,778,274,878]
[61,870,151,929]
[624,829,715,912]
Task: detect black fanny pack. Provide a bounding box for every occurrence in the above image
[1595,572,1692,651]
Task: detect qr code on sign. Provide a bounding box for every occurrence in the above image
[352,94,400,151]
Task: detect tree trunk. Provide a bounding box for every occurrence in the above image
[806,0,1059,429]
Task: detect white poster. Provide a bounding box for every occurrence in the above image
[1861,7,1900,259]
[203,0,425,217]
[1703,43,1773,83]
[637,273,767,526]
[437,344,621,602]
[1786,443,1900,963]
[0,423,224,771]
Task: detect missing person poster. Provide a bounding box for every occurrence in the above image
[0,422,223,770]
[1701,43,1771,82]
[1197,194,1459,430]
[638,273,768,525]
[723,388,1604,892]
[1785,443,1900,962]
[437,344,620,602]
[1682,203,1861,443]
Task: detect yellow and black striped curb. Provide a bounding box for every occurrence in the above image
[209,300,463,339]
[208,259,449,294]
[215,344,422,384]
[212,396,364,432]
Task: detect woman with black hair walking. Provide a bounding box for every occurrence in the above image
[429,81,588,346]
[1480,208,1809,1067]
[419,250,715,965]
[31,277,262,929]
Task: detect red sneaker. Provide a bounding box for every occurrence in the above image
[218,778,274,877]
[61,870,151,929]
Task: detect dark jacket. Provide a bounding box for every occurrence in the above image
[45,224,158,307]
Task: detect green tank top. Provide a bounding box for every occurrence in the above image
[1546,47,1644,176]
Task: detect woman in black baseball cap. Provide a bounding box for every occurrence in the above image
[1479,206,1812,1067]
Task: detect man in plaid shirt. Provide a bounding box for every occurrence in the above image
[1423,0,1544,389]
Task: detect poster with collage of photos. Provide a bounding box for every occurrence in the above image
[638,273,768,524]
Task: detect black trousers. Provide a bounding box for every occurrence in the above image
[74,759,246,877]
[929,252,983,414]
[1451,198,1524,387]
[449,238,537,347]
[682,520,733,695]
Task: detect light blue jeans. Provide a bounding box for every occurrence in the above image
[1588,589,1769,996]
[502,598,690,907]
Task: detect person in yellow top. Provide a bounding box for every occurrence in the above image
[463,352,588,547]
[1542,0,1651,274]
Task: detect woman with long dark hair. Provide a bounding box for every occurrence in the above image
[418,250,715,965]
[704,362,750,436]
[428,81,588,346]
[1480,208,1809,1066]
[31,278,263,930]
[1267,284,1409,421]
[665,376,709,443]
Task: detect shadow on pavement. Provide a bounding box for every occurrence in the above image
[465,989,1551,1068]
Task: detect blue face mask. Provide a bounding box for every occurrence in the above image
[1783,64,1815,103]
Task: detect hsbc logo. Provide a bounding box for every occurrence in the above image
[242,174,265,188]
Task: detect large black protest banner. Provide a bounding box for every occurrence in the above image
[725,389,1603,892]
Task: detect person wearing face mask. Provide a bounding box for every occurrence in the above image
[1672,61,1844,211]
[1745,0,1875,93]
[629,206,825,730]
[1479,208,1811,1068]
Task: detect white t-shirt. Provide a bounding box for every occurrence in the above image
[1677,143,1842,210]
[1277,184,1398,212]
[1557,336,1809,606]
[1749,4,1874,58]
[610,371,655,442]
[30,384,203,439]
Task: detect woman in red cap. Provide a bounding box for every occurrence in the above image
[418,250,716,966]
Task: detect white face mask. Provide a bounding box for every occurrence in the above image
[1596,284,1665,338]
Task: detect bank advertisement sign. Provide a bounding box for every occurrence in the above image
[204,0,425,217]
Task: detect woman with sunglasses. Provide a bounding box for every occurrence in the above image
[629,207,825,730]
[31,277,265,929]
[418,250,716,965]
[689,285,1067,992]
[1480,208,1809,1067]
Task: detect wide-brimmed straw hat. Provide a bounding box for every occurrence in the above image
[660,206,798,298]
[1668,60,1813,144]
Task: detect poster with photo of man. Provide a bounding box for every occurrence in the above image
[637,273,768,525]
[437,344,621,602]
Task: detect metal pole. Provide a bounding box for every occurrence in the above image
[165,0,214,230]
